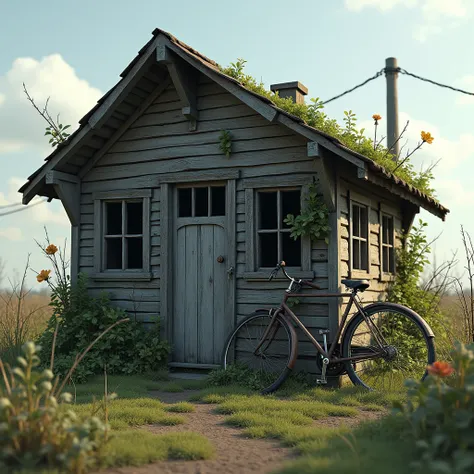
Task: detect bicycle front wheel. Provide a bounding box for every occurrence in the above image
[222,310,296,394]
[342,303,436,391]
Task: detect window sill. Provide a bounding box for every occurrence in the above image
[91,272,153,281]
[380,273,396,282]
[349,269,371,280]
[242,270,315,281]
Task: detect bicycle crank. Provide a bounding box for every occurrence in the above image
[316,357,329,385]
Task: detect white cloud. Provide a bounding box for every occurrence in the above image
[0,227,23,241]
[0,54,102,156]
[0,177,69,227]
[344,0,471,42]
[455,76,474,105]
[345,0,417,12]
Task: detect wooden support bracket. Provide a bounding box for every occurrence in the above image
[307,142,336,212]
[45,171,80,226]
[156,44,198,130]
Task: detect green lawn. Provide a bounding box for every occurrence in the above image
[14,371,415,474]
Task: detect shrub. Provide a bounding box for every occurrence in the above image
[0,342,107,473]
[393,341,474,474]
[37,274,170,383]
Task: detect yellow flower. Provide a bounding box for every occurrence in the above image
[372,114,382,122]
[45,244,58,255]
[36,270,51,283]
[421,131,434,144]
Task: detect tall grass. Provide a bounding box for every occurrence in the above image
[0,256,51,364]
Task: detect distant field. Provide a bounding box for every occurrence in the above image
[0,291,52,360]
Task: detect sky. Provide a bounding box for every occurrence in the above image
[0,0,473,289]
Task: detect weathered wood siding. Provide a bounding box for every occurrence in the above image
[78,73,330,372]
[338,175,403,317]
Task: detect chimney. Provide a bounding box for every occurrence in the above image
[270,81,308,104]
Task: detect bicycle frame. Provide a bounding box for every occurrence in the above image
[255,281,385,365]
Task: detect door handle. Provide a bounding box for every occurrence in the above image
[227,266,234,279]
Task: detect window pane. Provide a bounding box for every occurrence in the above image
[281,232,301,266]
[361,241,368,270]
[360,207,368,239]
[259,233,277,267]
[126,202,143,234]
[353,239,360,270]
[258,192,277,229]
[382,246,389,273]
[352,205,360,237]
[281,190,300,228]
[211,186,226,216]
[126,237,143,269]
[389,247,395,273]
[388,217,394,245]
[382,216,388,244]
[178,188,192,217]
[106,238,122,269]
[106,202,122,235]
[195,187,209,217]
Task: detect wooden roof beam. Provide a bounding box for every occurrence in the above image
[156,44,198,131]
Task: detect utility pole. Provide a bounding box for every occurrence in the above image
[385,57,400,160]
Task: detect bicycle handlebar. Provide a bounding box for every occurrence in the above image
[268,261,321,290]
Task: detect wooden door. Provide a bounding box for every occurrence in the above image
[172,184,232,366]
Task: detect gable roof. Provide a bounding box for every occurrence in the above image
[19,28,449,220]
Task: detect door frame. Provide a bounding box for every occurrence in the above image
[160,175,237,367]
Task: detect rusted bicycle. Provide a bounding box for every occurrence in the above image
[223,261,436,394]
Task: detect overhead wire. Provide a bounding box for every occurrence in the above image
[0,199,47,217]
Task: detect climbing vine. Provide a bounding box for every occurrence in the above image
[284,182,330,244]
[219,59,437,198]
[219,130,233,158]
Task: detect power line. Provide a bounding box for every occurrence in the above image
[321,66,474,106]
[0,199,47,217]
[398,68,474,97]
[321,68,385,105]
[0,202,24,210]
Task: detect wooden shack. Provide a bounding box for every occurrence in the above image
[19,29,448,374]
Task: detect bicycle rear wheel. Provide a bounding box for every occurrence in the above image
[222,310,296,394]
[341,303,436,391]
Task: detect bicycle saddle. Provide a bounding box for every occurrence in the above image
[341,279,370,292]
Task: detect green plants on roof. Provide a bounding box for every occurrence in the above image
[219,59,437,198]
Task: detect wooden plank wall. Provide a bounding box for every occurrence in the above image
[79,72,331,374]
[338,177,403,318]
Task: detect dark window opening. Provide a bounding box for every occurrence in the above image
[194,187,209,217]
[106,238,122,269]
[104,200,144,271]
[127,237,143,269]
[106,202,122,235]
[211,186,226,216]
[178,188,192,217]
[281,190,300,228]
[127,202,143,234]
[257,189,302,268]
[259,192,277,229]
[352,203,368,271]
[382,215,395,273]
[178,185,226,218]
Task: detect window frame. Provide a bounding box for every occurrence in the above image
[348,190,371,278]
[379,204,397,281]
[243,181,313,281]
[92,189,151,281]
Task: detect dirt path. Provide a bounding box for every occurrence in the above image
[101,391,383,474]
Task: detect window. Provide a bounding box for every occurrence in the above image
[352,203,369,271]
[256,189,301,268]
[178,185,226,217]
[93,190,151,280]
[104,200,144,270]
[381,215,395,273]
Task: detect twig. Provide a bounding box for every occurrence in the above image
[54,318,130,397]
[383,121,409,160]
